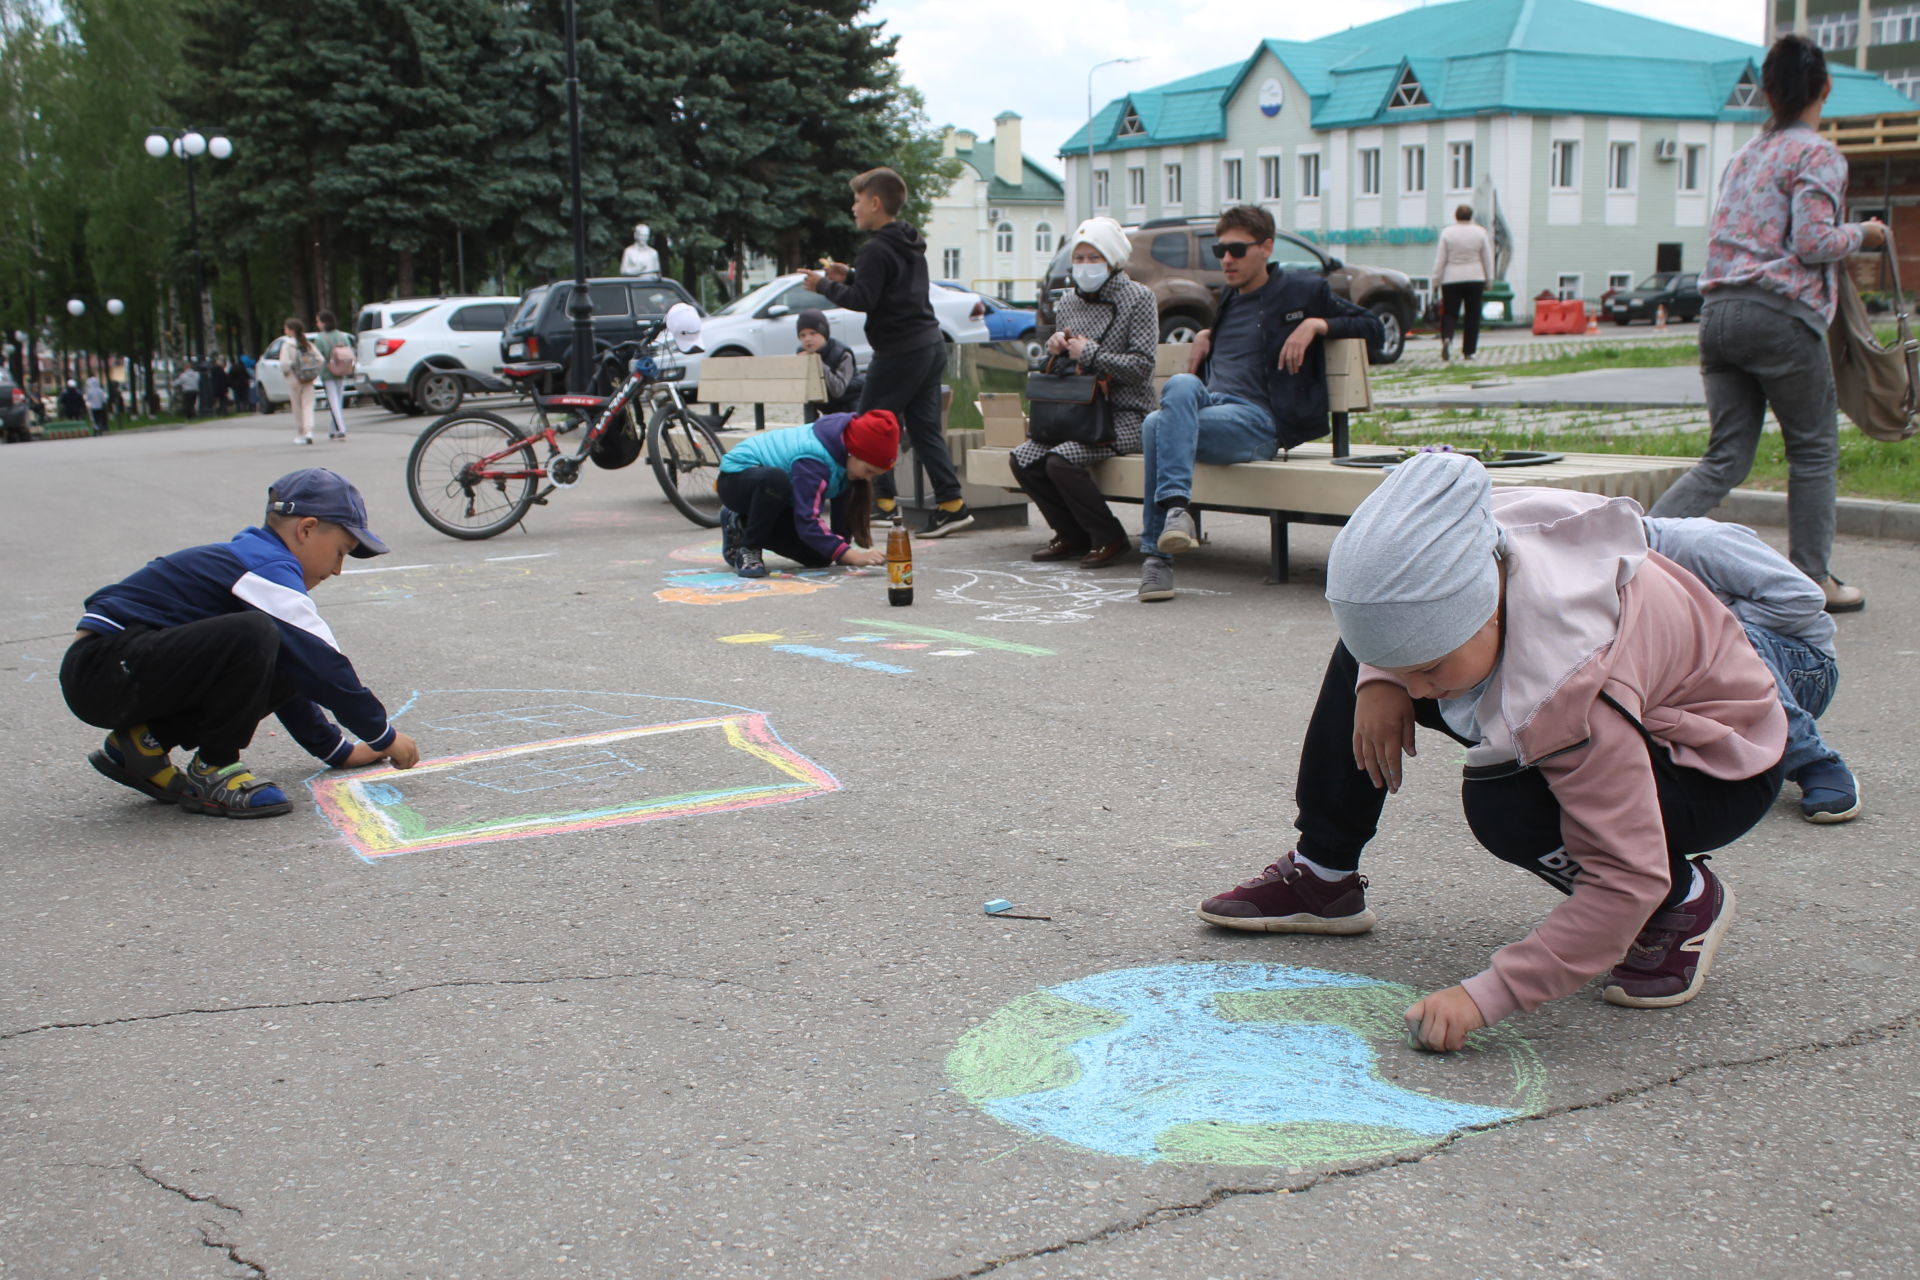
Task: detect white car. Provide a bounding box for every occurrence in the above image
[685,272,990,391]
[354,295,519,415]
[256,334,360,413]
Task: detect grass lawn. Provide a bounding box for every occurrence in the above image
[1381,341,1703,385]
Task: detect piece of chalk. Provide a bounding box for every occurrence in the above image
[983,899,1014,915]
[1406,1019,1439,1052]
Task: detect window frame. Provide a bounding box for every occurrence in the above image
[1260,154,1283,201]
[1164,162,1183,207]
[1550,139,1579,191]
[1298,151,1322,200]
[1127,166,1147,207]
[1093,168,1110,209]
[1358,147,1382,197]
[994,221,1015,255]
[1607,140,1636,192]
[1221,157,1244,203]
[1447,140,1473,192]
[1401,144,1426,194]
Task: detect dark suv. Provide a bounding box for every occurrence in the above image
[501,277,701,391]
[1038,217,1418,363]
[1606,272,1702,325]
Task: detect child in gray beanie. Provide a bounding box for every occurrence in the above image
[1199,452,1789,1050]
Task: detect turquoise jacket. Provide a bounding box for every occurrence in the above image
[719,415,856,561]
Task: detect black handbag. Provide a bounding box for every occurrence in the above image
[1025,305,1118,446]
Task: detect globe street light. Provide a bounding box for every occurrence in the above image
[145,127,233,369]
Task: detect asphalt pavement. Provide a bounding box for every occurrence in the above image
[2,406,1916,1278]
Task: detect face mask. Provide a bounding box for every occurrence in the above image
[1070,263,1111,294]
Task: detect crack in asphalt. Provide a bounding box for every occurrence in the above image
[930,1007,1918,1279]
[198,1222,268,1278]
[0,969,782,1041]
[131,1160,242,1215]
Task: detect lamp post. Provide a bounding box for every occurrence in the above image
[562,0,594,394]
[1085,57,1143,221]
[143,128,233,371]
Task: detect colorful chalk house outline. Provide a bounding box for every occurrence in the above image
[309,690,841,861]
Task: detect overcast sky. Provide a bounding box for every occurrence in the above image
[865,0,1770,168]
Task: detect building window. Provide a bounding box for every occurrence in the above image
[1260,154,1282,201]
[1809,13,1859,51]
[1164,163,1183,206]
[1550,140,1578,190]
[1034,222,1054,254]
[1388,66,1429,109]
[1128,166,1146,206]
[1117,105,1145,138]
[1557,272,1583,301]
[1299,152,1321,199]
[1402,145,1425,193]
[1093,168,1110,208]
[1875,6,1920,45]
[1358,148,1381,196]
[1222,157,1243,203]
[1606,271,1633,294]
[1608,141,1635,191]
[1889,67,1920,103]
[1447,141,1473,191]
[1681,144,1706,192]
[1726,66,1760,109]
[995,221,1014,254]
[942,248,962,278]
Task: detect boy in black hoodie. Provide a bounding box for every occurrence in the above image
[804,167,972,537]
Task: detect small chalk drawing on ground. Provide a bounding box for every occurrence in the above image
[715,621,1055,674]
[948,963,1547,1167]
[307,689,840,862]
[933,563,1225,623]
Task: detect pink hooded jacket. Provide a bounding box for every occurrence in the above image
[1359,489,1786,1025]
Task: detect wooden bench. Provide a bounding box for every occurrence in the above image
[968,341,1695,583]
[694,354,825,431]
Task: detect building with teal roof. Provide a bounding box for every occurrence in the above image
[1059,0,1914,317]
[926,113,1066,304]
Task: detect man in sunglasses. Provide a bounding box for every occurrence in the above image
[1136,205,1382,602]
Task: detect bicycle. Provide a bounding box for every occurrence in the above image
[404,321,730,539]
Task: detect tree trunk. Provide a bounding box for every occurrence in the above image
[397,247,415,299]
[238,251,259,355]
[290,228,313,325]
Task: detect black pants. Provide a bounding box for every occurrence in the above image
[1440,282,1486,357]
[60,613,294,767]
[859,341,960,504]
[1294,641,1783,913]
[1009,451,1127,549]
[716,467,836,568]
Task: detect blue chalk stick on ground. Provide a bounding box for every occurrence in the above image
[983,899,1014,915]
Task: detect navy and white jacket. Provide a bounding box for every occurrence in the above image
[76,525,396,765]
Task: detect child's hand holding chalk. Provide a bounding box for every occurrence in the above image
[1403,985,1486,1052]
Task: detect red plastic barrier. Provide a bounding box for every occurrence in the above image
[1531,299,1588,335]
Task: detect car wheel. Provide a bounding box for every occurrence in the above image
[413,370,463,415]
[1159,315,1206,345]
[1366,302,1405,365]
[1612,316,1631,326]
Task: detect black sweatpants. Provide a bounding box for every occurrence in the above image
[716,467,837,568]
[60,613,293,767]
[859,341,960,504]
[1293,641,1783,913]
[1009,450,1128,549]
[1439,281,1486,358]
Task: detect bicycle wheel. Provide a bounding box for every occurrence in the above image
[647,405,726,528]
[406,410,541,539]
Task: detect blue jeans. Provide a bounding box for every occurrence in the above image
[1743,623,1843,778]
[1138,374,1277,557]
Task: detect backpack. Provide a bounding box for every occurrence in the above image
[325,339,355,377]
[286,342,323,383]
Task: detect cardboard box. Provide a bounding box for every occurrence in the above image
[978,392,1027,449]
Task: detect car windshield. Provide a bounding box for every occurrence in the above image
[509,288,546,329]
[710,279,785,318]
[1635,273,1677,291]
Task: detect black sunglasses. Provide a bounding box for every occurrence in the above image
[1210,240,1261,260]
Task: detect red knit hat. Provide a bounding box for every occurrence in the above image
[843,410,900,470]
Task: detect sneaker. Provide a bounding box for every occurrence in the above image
[920,506,975,538]
[296,435,314,445]
[1156,507,1198,555]
[87,727,185,804]
[871,504,900,525]
[1817,575,1864,613]
[719,507,746,571]
[1197,851,1376,935]
[736,549,768,579]
[1137,557,1175,602]
[176,753,292,819]
[1602,860,1734,1008]
[1794,760,1861,824]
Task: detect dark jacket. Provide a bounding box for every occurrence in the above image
[815,221,942,358]
[802,336,865,416]
[1200,265,1383,449]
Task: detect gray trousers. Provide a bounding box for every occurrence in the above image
[1649,299,1837,579]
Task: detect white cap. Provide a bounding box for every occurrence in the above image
[664,302,702,353]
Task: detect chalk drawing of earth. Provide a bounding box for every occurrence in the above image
[948,963,1547,1167]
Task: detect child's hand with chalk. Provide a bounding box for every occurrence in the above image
[1404,985,1486,1052]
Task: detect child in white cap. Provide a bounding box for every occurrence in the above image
[1199,452,1786,1049]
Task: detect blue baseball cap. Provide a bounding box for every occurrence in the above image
[267,468,389,557]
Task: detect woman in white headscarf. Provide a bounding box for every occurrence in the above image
[84,375,109,436]
[1009,217,1156,567]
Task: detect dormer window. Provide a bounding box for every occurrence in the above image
[1117,105,1145,137]
[1389,67,1429,109]
[1727,67,1760,109]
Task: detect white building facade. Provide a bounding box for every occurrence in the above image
[925,113,1066,304]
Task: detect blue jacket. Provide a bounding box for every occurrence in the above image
[77,525,397,765]
[1201,265,1385,449]
[719,415,858,561]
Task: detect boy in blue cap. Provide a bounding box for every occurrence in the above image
[60,468,420,818]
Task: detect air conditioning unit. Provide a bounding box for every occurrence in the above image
[1654,139,1679,161]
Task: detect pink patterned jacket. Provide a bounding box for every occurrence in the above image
[1703,122,1863,331]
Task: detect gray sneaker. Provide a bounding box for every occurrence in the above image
[1157,507,1198,555]
[1138,557,1175,602]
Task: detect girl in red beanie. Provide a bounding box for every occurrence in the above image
[716,410,900,578]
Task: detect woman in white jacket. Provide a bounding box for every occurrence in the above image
[1433,205,1495,361]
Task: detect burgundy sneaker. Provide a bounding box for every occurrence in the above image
[1603,860,1736,1009]
[1197,851,1375,935]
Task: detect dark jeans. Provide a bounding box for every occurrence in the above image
[716,467,836,568]
[1293,641,1783,913]
[859,341,960,504]
[90,408,109,435]
[60,613,294,767]
[1009,451,1128,549]
[1439,282,1485,357]
[1649,299,1839,579]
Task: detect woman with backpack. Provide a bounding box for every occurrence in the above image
[281,317,323,445]
[312,310,355,441]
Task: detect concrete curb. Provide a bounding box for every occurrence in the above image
[1711,488,1920,543]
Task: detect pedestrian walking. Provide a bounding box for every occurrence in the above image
[312,311,354,441]
[1433,205,1495,361]
[84,375,109,436]
[280,318,322,445]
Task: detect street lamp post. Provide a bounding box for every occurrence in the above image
[562,0,594,395]
[143,128,233,374]
[1085,57,1143,222]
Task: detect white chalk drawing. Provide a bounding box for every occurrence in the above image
[933,562,1225,623]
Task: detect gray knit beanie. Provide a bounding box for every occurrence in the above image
[1325,451,1501,669]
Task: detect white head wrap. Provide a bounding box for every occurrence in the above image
[1068,217,1132,271]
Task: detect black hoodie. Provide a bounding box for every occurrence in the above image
[816,220,943,358]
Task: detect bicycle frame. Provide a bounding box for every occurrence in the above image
[462,341,686,492]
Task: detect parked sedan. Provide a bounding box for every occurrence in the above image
[356,294,519,415]
[1607,272,1702,325]
[255,335,360,412]
[940,283,1040,365]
